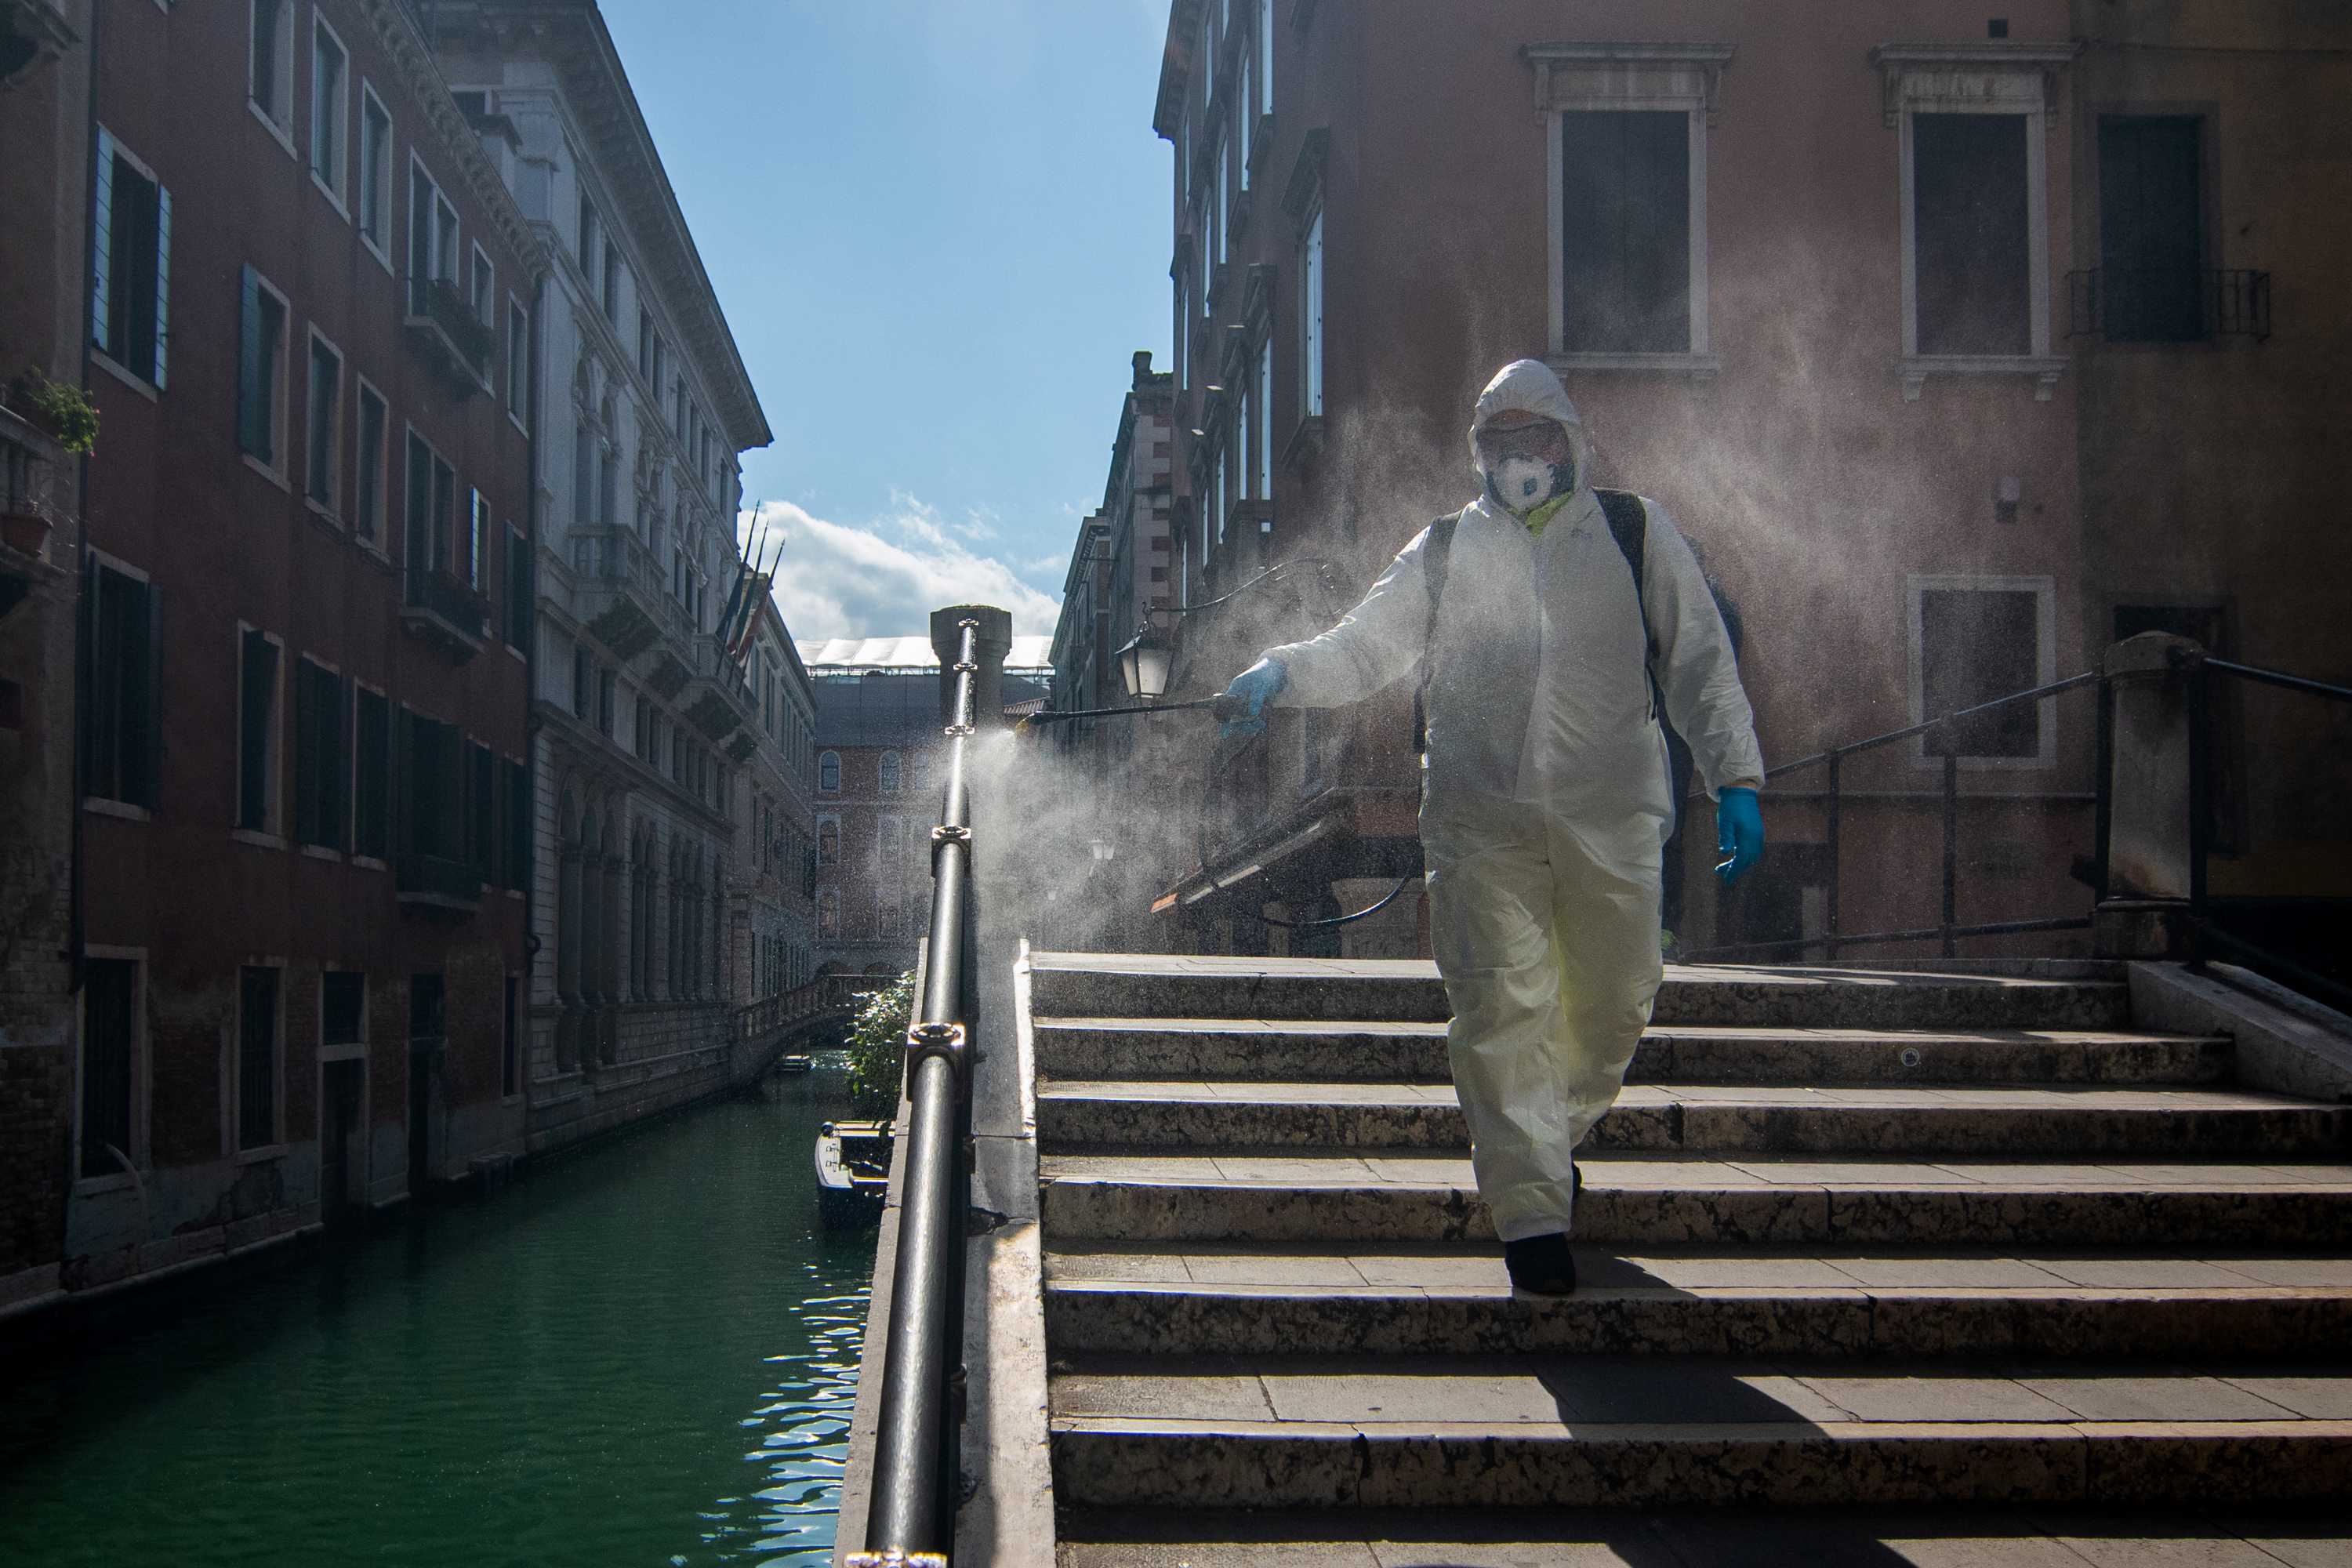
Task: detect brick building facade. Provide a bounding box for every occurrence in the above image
[1128,0,2093,961]
[55,0,542,1293]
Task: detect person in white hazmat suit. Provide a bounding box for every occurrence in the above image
[1218,358,1766,1294]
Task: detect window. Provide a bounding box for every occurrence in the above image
[817,887,840,939]
[877,816,902,877]
[818,750,840,793]
[1909,576,2056,765]
[1299,205,1323,419]
[87,561,158,808]
[638,310,655,379]
[404,430,455,575]
[237,965,281,1152]
[358,86,391,258]
[408,160,458,314]
[354,380,387,543]
[501,976,521,1098]
[1254,334,1273,514]
[504,758,529,890]
[879,750,901,793]
[577,195,599,287]
[238,266,289,470]
[249,0,292,132]
[1912,114,2029,357]
[238,626,282,833]
[505,299,529,419]
[311,16,348,204]
[322,971,365,1050]
[79,957,140,1179]
[294,659,350,850]
[597,667,615,739]
[602,241,621,321]
[910,750,931,794]
[305,332,341,509]
[816,815,839,865]
[92,131,170,387]
[504,524,531,649]
[2097,115,2205,343]
[467,740,495,880]
[1558,112,1691,354]
[572,645,592,720]
[470,245,494,327]
[1258,0,1273,117]
[1878,43,2067,397]
[354,686,389,858]
[468,488,488,588]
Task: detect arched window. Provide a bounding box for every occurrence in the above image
[878,750,901,793]
[877,816,901,875]
[818,750,840,793]
[817,887,840,938]
[909,750,931,793]
[816,816,839,866]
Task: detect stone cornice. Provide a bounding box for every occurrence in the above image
[356,0,547,278]
[426,1,771,452]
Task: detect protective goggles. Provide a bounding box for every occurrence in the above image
[1472,418,1570,464]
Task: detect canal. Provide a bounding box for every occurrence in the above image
[0,1068,874,1567]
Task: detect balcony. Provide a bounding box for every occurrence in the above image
[2067,268,2271,344]
[403,277,495,394]
[395,851,483,920]
[569,526,663,661]
[402,564,488,663]
[679,633,756,742]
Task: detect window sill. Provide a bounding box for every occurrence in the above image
[1898,354,2067,402]
[305,496,343,531]
[92,351,159,401]
[1281,413,1326,473]
[318,1041,367,1063]
[73,1171,140,1198]
[83,797,151,822]
[299,844,344,862]
[241,452,292,492]
[508,408,528,439]
[351,855,388,871]
[354,535,393,572]
[310,170,351,223]
[505,641,528,664]
[1545,351,1721,383]
[361,232,394,277]
[231,828,288,851]
[247,98,297,158]
[236,1142,287,1166]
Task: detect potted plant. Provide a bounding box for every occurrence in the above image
[9,368,98,457]
[0,491,49,556]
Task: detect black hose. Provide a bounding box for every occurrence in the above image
[1254,873,1417,929]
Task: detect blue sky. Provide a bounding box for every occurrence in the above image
[600,0,1175,637]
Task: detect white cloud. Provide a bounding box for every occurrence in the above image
[740,496,1062,641]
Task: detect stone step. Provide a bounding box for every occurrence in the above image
[1026,954,2132,1032]
[1039,1151,2352,1249]
[1033,1018,2234,1087]
[1054,1504,2352,1566]
[1034,1081,2349,1158]
[1042,1243,2352,1359]
[1047,1353,2352,1508]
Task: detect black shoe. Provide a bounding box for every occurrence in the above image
[1503,1232,1577,1295]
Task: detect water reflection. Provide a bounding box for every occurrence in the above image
[0,1067,873,1567]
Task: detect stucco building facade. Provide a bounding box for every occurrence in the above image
[425,1,776,1154]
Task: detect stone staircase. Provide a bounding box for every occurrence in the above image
[1022,953,2352,1563]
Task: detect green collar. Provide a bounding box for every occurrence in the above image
[1520,492,1574,539]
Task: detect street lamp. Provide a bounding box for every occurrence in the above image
[1116,621,1172,703]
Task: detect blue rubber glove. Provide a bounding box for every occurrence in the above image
[1715,786,1763,886]
[1218,657,1287,741]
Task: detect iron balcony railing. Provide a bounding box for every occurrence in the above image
[403,276,495,388]
[861,616,993,1563]
[403,563,488,642]
[2067,267,2271,343]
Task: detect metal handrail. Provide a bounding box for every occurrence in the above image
[1702,671,2099,962]
[862,618,989,1563]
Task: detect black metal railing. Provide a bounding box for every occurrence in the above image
[2067,267,2271,343]
[1686,672,2100,962]
[862,616,992,1563]
[405,275,496,379]
[404,563,489,641]
[2187,653,2352,1013]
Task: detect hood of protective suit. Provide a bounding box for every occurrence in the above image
[1468,359,1594,513]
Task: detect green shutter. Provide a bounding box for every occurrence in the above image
[238,267,265,456]
[293,662,320,844]
[151,184,171,389]
[331,674,352,851]
[239,630,276,830]
[92,132,114,354]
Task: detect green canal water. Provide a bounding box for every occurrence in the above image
[0,1069,875,1566]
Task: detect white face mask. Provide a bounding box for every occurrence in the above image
[1486,456,1565,515]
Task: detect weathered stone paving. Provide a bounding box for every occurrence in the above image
[1023,953,2352,1562]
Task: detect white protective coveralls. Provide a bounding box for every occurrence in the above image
[1263,359,1763,1242]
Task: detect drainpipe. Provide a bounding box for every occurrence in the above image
[67,0,102,1002]
[521,267,545,985]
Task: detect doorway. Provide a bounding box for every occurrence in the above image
[321,1057,365,1227]
[408,972,445,1194]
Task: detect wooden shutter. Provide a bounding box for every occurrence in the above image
[238,267,266,456]
[121,576,161,810]
[239,630,276,829]
[152,184,171,389]
[331,674,351,851]
[293,663,321,844]
[92,131,114,355]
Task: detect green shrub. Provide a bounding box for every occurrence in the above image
[16,371,98,456]
[843,971,916,1120]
